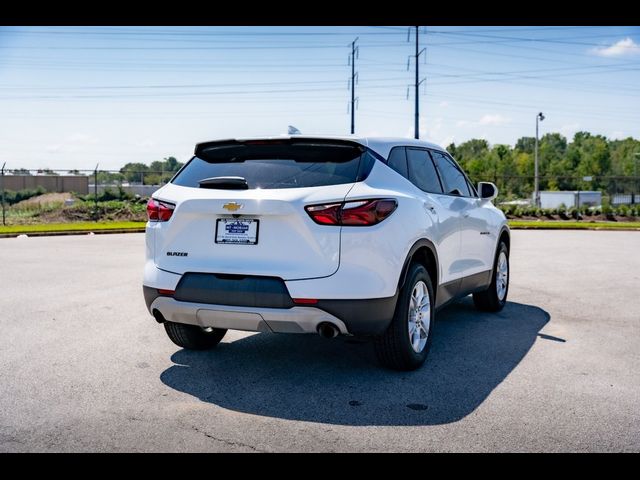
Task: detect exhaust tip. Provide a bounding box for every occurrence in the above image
[317,322,339,339]
[152,309,166,324]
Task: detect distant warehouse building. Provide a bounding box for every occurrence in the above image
[2,175,89,195]
[90,184,160,197]
[536,191,602,209]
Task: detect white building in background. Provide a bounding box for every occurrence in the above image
[536,191,602,209]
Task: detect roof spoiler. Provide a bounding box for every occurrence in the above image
[194,137,365,159]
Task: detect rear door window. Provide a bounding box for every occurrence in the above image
[406,148,443,194]
[172,141,375,189]
[429,150,472,197]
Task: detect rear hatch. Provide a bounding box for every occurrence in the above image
[153,138,374,281]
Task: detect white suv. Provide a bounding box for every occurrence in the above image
[143,136,510,370]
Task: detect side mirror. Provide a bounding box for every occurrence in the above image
[478,182,498,201]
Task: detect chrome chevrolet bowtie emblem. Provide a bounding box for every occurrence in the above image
[223,202,243,212]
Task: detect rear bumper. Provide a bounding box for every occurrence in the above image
[149,295,349,335]
[144,285,398,336]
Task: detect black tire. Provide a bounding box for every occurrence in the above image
[473,241,509,312]
[374,263,435,371]
[163,321,226,350]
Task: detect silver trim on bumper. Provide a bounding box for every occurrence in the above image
[149,296,350,335]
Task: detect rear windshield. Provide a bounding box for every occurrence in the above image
[172,142,376,189]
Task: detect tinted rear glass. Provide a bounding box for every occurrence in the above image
[172,143,375,189]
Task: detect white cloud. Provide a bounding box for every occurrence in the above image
[135,139,157,149]
[455,114,510,128]
[478,114,511,126]
[46,144,62,153]
[45,133,99,155]
[609,130,627,139]
[438,101,449,108]
[424,117,443,138]
[591,37,640,57]
[560,123,580,138]
[437,134,455,148]
[67,133,98,144]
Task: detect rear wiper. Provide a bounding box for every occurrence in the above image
[198,176,249,190]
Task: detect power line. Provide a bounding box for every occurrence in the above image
[0,27,405,37]
[427,29,640,49]
[0,83,411,100]
[0,77,411,91]
[0,43,409,51]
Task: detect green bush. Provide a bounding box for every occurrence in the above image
[568,206,579,219]
[499,204,517,216]
[2,186,47,205]
[61,198,147,222]
[616,204,629,217]
[79,186,132,202]
[520,205,534,216]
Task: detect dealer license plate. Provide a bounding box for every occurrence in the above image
[215,218,259,245]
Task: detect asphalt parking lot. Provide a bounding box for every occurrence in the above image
[0,230,638,452]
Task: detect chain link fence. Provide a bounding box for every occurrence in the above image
[470,174,640,206]
[1,166,639,227]
[0,168,175,226]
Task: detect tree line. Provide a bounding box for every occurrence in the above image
[7,157,184,187]
[116,157,184,185]
[7,132,640,198]
[447,132,640,198]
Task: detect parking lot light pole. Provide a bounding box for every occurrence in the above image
[1,162,6,226]
[94,163,99,221]
[635,152,640,203]
[534,112,545,208]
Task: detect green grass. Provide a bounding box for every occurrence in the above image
[0,221,146,235]
[2,219,639,235]
[509,220,640,230]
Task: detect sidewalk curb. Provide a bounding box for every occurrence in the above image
[0,228,145,238]
[509,225,640,231]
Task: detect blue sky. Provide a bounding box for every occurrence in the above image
[0,25,638,171]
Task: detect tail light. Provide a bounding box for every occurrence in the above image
[147,198,175,222]
[305,199,397,226]
[292,298,318,305]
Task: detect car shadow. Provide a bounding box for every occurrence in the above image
[160,298,550,426]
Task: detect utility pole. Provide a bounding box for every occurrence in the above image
[534,112,545,208]
[408,27,426,139]
[1,162,6,226]
[348,37,359,134]
[414,26,419,139]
